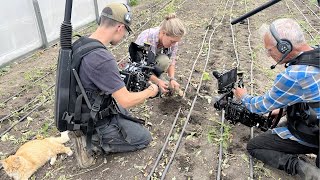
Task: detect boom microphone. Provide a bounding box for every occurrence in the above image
[270,50,290,69]
[231,0,282,25]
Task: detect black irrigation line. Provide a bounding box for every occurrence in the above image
[0,2,169,126]
[216,1,235,179]
[161,0,232,176]
[149,0,232,178]
[289,0,320,35]
[147,12,216,180]
[299,0,320,20]
[0,84,55,124]
[1,71,52,105]
[0,1,166,107]
[0,0,171,139]
[146,0,226,177]
[0,98,49,138]
[284,1,320,45]
[222,1,319,179]
[244,0,255,178]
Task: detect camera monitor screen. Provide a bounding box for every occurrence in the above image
[217,68,237,91]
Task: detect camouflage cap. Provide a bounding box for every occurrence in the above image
[101,3,132,33]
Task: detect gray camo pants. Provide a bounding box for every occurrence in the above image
[92,106,152,154]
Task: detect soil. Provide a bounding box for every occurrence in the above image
[0,0,319,180]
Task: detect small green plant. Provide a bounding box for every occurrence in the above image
[202,71,212,88]
[202,71,211,81]
[0,65,11,76]
[207,119,232,149]
[160,0,177,17]
[129,0,139,6]
[40,122,50,136]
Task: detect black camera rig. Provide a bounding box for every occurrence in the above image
[120,42,161,92]
[212,68,280,131]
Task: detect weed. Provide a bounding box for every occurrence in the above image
[1,133,16,142]
[39,122,50,136]
[207,118,232,149]
[0,65,11,76]
[129,0,139,6]
[23,69,45,82]
[202,71,212,89]
[13,131,36,145]
[254,161,277,180]
[160,0,177,18]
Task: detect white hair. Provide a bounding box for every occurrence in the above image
[262,18,306,47]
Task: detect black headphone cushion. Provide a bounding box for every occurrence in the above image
[277,39,292,54]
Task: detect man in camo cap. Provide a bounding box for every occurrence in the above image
[69,3,159,168]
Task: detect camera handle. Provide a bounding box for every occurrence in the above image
[237,72,244,88]
[266,108,283,129]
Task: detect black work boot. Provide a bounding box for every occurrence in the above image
[296,159,320,180]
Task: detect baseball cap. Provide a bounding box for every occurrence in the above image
[100,3,133,33]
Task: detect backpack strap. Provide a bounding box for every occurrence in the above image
[85,93,104,154]
[287,48,320,68]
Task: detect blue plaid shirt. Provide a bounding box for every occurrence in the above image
[241,64,320,148]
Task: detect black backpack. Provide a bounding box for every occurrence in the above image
[55,36,108,132]
[55,36,121,152]
[286,47,320,145]
[55,36,146,151]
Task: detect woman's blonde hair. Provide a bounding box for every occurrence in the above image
[160,13,186,37]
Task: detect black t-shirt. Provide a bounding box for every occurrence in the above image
[79,48,125,95]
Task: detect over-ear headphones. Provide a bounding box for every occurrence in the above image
[98,3,132,25]
[270,24,292,54]
[122,3,132,24]
[269,24,293,69]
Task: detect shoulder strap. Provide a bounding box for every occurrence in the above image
[288,48,320,68]
[72,37,106,62]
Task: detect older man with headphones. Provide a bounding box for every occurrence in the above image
[234,18,320,179]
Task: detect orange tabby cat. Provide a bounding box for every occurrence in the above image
[1,131,72,180]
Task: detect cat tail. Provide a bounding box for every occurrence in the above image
[51,131,70,144]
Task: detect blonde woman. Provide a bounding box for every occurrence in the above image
[135,13,186,94]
